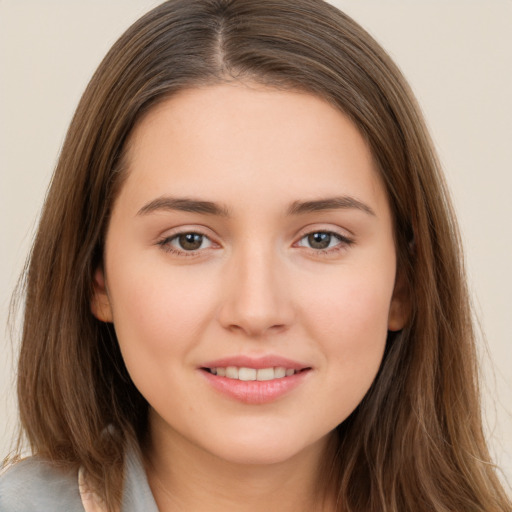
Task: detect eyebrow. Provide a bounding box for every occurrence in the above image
[137,197,230,217]
[137,195,375,218]
[287,196,376,216]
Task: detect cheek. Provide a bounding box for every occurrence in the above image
[302,265,393,342]
[106,258,220,363]
[298,265,393,406]
[105,261,223,417]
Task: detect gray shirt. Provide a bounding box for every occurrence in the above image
[0,446,159,511]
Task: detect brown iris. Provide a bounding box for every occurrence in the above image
[178,233,204,250]
[307,232,333,249]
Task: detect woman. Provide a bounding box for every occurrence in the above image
[1,1,510,511]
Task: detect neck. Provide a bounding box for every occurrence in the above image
[144,416,337,512]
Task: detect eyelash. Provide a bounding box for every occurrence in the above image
[156,230,354,257]
[157,231,214,257]
[295,231,354,255]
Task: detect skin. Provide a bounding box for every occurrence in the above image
[92,83,407,511]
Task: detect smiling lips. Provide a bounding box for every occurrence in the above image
[200,356,311,404]
[207,366,297,380]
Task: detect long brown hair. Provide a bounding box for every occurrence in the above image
[13,0,510,510]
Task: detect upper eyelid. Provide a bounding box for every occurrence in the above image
[294,223,355,241]
[295,231,353,248]
[162,231,216,246]
[298,231,349,241]
[157,232,217,257]
[156,225,218,241]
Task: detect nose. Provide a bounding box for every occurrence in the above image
[217,243,295,338]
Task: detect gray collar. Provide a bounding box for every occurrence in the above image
[122,444,159,512]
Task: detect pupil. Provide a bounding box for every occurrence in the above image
[179,233,203,250]
[308,232,330,249]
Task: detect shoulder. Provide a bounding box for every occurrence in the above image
[0,456,84,512]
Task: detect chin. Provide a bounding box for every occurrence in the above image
[199,428,330,467]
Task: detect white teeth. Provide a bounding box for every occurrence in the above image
[274,367,286,378]
[256,368,275,381]
[238,367,257,381]
[226,366,239,379]
[209,366,298,381]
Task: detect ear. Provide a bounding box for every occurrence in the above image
[91,267,113,322]
[388,270,410,332]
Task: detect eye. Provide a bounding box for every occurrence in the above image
[158,232,214,254]
[296,231,352,251]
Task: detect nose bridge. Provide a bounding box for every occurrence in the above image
[218,238,293,336]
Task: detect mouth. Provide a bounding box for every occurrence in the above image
[199,357,312,404]
[201,366,309,381]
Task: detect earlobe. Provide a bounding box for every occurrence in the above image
[388,271,410,332]
[91,267,113,322]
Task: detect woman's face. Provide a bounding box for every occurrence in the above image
[92,83,406,466]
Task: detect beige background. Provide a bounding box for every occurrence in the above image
[1,0,511,488]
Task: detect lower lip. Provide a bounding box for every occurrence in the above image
[200,370,310,405]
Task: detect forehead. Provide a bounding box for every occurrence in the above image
[119,83,388,216]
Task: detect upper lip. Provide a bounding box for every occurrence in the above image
[201,355,310,370]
